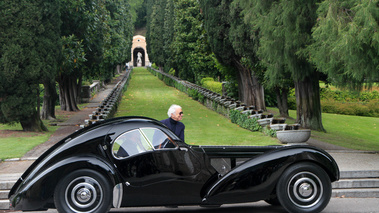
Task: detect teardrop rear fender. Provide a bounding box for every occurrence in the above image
[203,146,339,204]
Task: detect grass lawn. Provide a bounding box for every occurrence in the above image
[0,122,59,160]
[0,108,80,160]
[116,67,279,146]
[268,107,379,151]
[307,112,378,151]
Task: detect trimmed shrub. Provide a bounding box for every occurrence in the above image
[200,77,214,85]
[321,99,379,117]
[188,89,199,100]
[263,127,277,137]
[201,77,222,94]
[230,110,262,132]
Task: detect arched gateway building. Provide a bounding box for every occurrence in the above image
[131,35,150,67]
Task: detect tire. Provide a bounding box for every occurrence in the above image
[54,169,112,213]
[276,162,332,213]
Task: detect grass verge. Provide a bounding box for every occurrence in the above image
[0,121,59,160]
[0,107,83,160]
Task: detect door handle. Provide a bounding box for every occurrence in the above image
[179,147,188,152]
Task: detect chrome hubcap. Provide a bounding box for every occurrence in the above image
[299,182,313,197]
[65,176,103,212]
[76,186,92,203]
[288,171,322,208]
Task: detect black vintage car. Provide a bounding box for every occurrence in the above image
[9,116,339,213]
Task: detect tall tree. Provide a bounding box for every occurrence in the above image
[310,0,379,90]
[171,0,218,82]
[238,0,324,131]
[199,0,266,109]
[162,0,176,73]
[104,0,134,77]
[58,0,110,111]
[0,0,61,131]
[147,0,167,68]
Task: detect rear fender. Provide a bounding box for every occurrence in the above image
[10,155,120,211]
[203,146,339,204]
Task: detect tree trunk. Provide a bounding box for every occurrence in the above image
[58,74,80,111]
[251,72,266,111]
[275,87,289,117]
[20,110,48,132]
[41,80,57,120]
[234,60,266,110]
[294,73,325,131]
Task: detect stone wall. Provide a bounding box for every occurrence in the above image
[81,81,101,103]
[83,70,131,127]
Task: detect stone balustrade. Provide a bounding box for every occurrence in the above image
[81,81,101,103]
[83,70,131,127]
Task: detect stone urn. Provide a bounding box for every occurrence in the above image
[276,129,311,144]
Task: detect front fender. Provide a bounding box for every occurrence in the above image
[10,155,120,211]
[203,146,339,204]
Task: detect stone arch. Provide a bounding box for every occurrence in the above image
[131,35,149,67]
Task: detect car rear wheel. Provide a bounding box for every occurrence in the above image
[54,169,112,213]
[276,162,331,213]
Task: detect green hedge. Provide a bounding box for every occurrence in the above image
[321,100,379,117]
[287,88,379,117]
[230,109,262,132]
[201,77,222,94]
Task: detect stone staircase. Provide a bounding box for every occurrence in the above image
[332,170,379,198]
[0,173,21,210]
[1,171,378,210]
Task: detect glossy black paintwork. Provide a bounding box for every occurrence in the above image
[8,116,339,211]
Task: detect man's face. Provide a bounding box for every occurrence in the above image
[171,107,183,121]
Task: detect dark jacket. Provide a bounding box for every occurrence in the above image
[160,118,185,142]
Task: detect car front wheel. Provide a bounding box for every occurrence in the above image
[276,162,332,213]
[54,169,112,213]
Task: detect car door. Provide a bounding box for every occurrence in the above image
[111,127,205,206]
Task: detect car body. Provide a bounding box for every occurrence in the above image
[9,116,339,213]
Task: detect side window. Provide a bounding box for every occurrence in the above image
[140,128,177,149]
[113,129,153,158]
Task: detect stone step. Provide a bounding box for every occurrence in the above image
[0,190,8,199]
[0,181,15,190]
[0,200,9,210]
[332,178,379,189]
[340,170,379,179]
[332,188,379,198]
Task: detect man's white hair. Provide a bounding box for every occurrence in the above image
[167,104,181,117]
